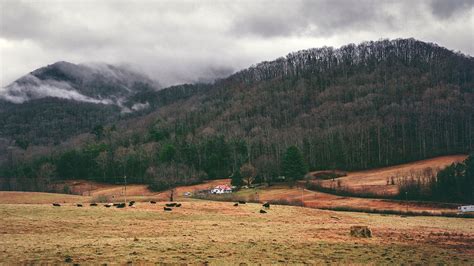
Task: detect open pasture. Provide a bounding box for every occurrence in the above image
[0,200,472,264]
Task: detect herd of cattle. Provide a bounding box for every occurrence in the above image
[51,200,271,213]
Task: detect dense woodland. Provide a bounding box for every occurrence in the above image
[0,39,473,202]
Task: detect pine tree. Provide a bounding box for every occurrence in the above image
[282,146,307,180]
[231,170,243,187]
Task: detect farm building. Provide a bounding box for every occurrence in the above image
[211,185,233,194]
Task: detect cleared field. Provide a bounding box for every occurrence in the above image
[0,191,91,204]
[0,201,472,264]
[229,186,459,214]
[315,155,467,195]
[0,179,230,204]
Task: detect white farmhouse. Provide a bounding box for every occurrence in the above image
[211,185,233,194]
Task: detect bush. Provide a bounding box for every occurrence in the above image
[92,194,110,203]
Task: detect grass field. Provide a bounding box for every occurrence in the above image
[216,185,461,215]
[0,200,473,264]
[315,155,467,195]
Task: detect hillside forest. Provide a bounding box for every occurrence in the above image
[0,39,473,203]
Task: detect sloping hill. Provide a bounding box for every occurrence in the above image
[313,155,468,195]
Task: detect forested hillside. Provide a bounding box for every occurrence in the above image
[1,39,473,195]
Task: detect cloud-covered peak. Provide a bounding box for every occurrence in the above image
[0,61,158,107]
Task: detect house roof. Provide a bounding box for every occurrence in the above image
[214,185,232,190]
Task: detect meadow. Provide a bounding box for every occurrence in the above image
[0,199,473,264]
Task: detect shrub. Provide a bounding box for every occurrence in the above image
[92,194,110,203]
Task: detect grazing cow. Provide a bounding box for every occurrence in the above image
[104,203,112,208]
[150,201,157,204]
[164,207,172,211]
[90,203,98,206]
[128,202,135,206]
[262,202,270,209]
[233,203,239,207]
[116,203,126,208]
[113,203,120,207]
[77,204,83,207]
[238,201,246,204]
[259,209,267,214]
[52,203,61,207]
[165,203,177,207]
[175,203,182,207]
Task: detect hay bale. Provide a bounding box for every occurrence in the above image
[350,226,372,238]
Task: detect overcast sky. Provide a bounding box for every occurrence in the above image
[1,0,473,87]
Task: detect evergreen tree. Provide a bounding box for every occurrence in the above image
[159,143,176,163]
[231,170,243,187]
[282,146,307,180]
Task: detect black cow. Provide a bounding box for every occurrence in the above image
[52,203,61,207]
[175,203,182,207]
[259,209,267,214]
[262,202,270,209]
[165,203,177,207]
[233,203,239,207]
[77,204,83,207]
[116,203,126,208]
[90,203,98,206]
[164,207,172,211]
[150,201,157,204]
[238,201,246,204]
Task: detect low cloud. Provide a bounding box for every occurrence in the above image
[0,74,113,104]
[131,102,150,111]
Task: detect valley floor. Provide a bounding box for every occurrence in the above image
[0,200,473,264]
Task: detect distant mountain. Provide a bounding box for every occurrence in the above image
[1,61,159,106]
[0,61,161,144]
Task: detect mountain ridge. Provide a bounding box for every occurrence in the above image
[0,38,472,174]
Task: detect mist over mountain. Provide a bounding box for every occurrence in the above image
[0,61,163,145]
[0,61,160,107]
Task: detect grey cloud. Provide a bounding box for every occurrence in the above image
[430,0,474,19]
[229,0,395,38]
[1,0,473,88]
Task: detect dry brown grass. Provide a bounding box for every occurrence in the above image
[231,185,459,215]
[0,200,472,264]
[0,179,231,205]
[0,191,91,204]
[313,155,467,195]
